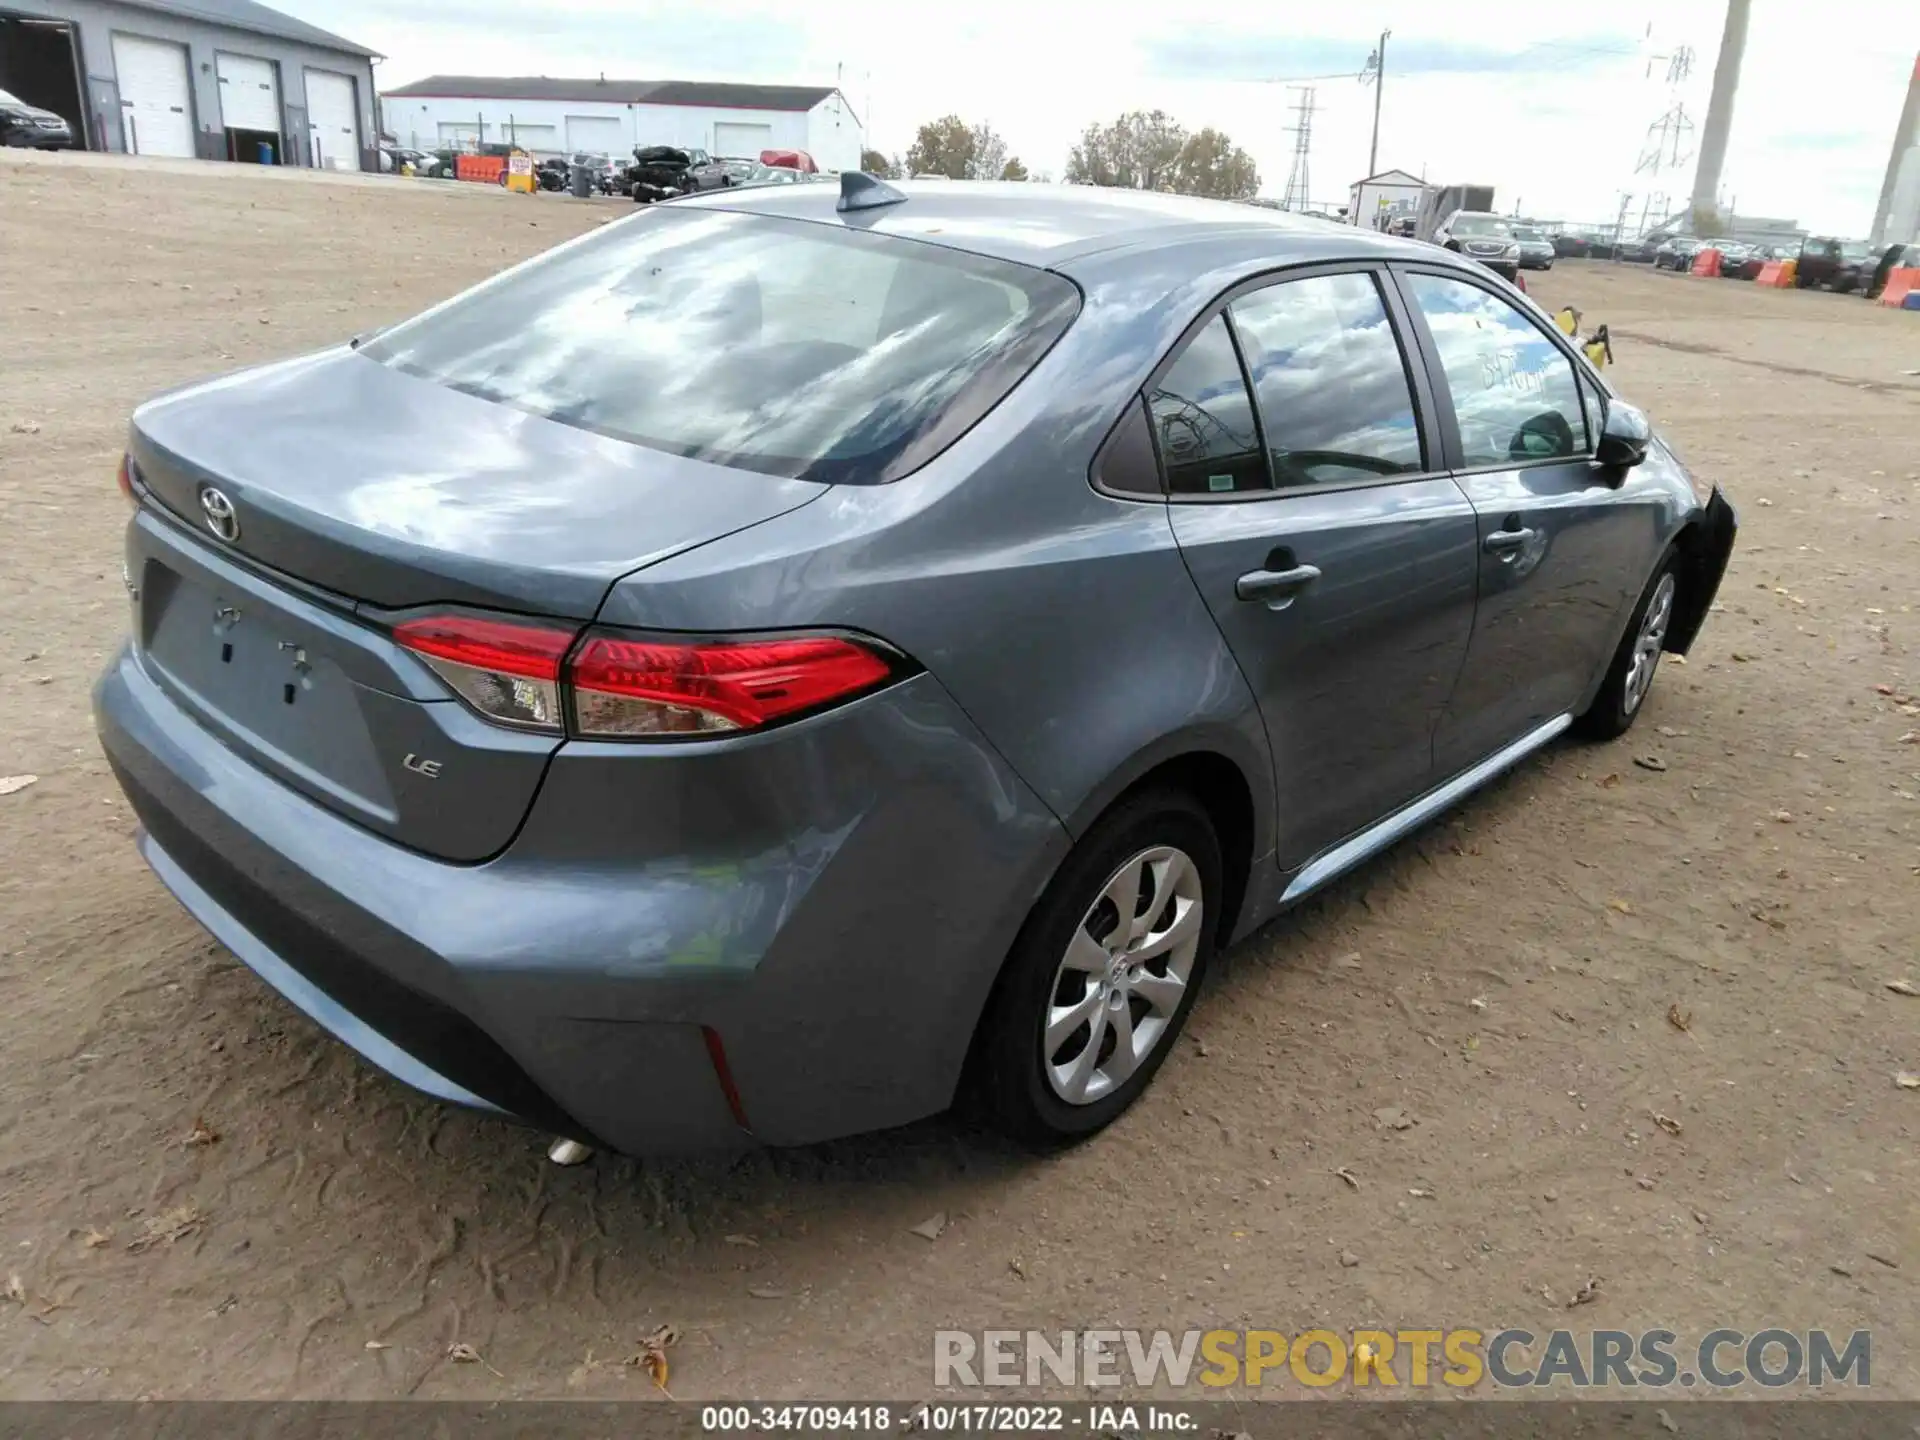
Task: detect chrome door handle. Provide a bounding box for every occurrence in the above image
[1484,527,1536,554]
[1234,562,1322,607]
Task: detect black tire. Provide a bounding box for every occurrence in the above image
[1575,551,1681,741]
[971,789,1222,1147]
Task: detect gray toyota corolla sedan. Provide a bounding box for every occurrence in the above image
[95,176,1735,1153]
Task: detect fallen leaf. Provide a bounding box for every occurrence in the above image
[1608,897,1634,915]
[126,1204,203,1252]
[183,1118,219,1148]
[1652,1113,1683,1137]
[1896,1072,1920,1090]
[1730,652,1751,662]
[1567,1276,1602,1308]
[908,1213,947,1242]
[1333,1166,1360,1190]
[0,775,38,796]
[447,1342,503,1376]
[1666,1004,1693,1033]
[1636,1176,1657,1191]
[626,1322,678,1395]
[1332,951,1362,969]
[1634,755,1668,772]
[1887,980,1918,997]
[1467,996,1488,1012]
[721,1233,759,1247]
[365,1340,390,1351]
[1408,1187,1436,1199]
[1598,772,1621,788]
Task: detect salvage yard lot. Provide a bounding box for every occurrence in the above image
[1,153,1916,1399]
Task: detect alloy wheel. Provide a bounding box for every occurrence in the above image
[1623,572,1676,716]
[1042,845,1203,1105]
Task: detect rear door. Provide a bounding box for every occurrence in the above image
[1392,265,1663,775]
[1161,265,1480,872]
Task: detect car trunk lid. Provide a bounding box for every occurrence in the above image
[128,347,824,620]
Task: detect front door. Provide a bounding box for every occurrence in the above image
[1158,267,1479,873]
[1393,267,1663,774]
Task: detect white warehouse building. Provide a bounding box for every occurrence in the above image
[379,74,863,170]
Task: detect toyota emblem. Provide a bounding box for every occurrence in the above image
[199,486,240,543]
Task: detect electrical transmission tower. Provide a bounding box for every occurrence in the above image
[1281,86,1315,211]
[1636,48,1695,178]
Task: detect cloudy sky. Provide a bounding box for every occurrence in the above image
[286,0,1909,233]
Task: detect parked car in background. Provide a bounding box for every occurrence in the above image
[1512,224,1555,270]
[0,88,73,149]
[1653,236,1703,271]
[1721,243,1788,281]
[1616,234,1662,264]
[1711,241,1754,276]
[759,148,819,173]
[1432,210,1522,281]
[1795,237,1875,293]
[95,179,1735,1155]
[1552,232,1593,258]
[624,145,732,202]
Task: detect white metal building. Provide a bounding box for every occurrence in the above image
[0,0,376,167]
[380,75,863,171]
[1347,168,1427,230]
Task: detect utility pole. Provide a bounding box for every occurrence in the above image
[1360,29,1390,177]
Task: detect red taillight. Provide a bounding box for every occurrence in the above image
[395,614,577,733]
[570,633,894,737]
[117,454,136,507]
[395,615,898,739]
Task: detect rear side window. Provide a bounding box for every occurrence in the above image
[1147,316,1266,495]
[362,208,1080,484]
[1404,272,1585,467]
[1228,272,1424,486]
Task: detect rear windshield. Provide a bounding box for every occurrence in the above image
[363,207,1081,484]
[1450,215,1510,237]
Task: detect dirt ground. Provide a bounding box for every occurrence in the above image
[1,153,1916,1402]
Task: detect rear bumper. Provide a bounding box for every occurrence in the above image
[96,644,1068,1152]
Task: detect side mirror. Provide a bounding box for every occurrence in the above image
[1596,399,1651,469]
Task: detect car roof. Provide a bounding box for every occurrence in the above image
[667,179,1420,269]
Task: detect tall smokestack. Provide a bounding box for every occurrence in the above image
[1870,54,1920,246]
[1690,0,1751,226]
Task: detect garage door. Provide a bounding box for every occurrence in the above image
[714,121,773,159]
[215,52,279,133]
[304,68,359,169]
[565,115,625,155]
[503,123,558,153]
[112,32,195,158]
